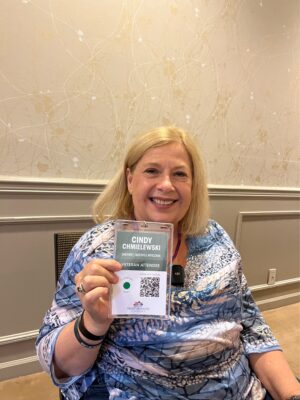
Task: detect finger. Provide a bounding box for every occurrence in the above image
[85,264,120,285]
[81,274,119,293]
[80,287,113,322]
[87,262,121,279]
[75,259,122,285]
[87,259,122,273]
[83,285,110,305]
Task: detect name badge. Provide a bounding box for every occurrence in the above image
[110,220,173,319]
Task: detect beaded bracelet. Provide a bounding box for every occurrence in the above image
[73,317,103,349]
[78,311,106,341]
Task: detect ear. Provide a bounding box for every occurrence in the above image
[126,168,133,194]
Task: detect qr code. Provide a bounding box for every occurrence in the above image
[140,277,160,297]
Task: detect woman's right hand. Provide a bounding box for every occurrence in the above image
[75,259,122,335]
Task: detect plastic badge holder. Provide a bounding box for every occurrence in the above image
[110,219,173,319]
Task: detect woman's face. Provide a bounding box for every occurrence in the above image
[127,142,192,232]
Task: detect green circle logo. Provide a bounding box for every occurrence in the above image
[123,281,131,290]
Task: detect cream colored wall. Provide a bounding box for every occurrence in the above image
[0,0,299,187]
[0,0,299,382]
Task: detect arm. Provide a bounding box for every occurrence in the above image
[210,223,300,399]
[239,273,300,399]
[53,318,102,378]
[53,258,122,378]
[36,223,121,398]
[249,350,300,400]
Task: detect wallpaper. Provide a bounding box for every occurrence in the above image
[0,0,299,187]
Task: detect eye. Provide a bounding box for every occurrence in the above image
[144,168,159,175]
[174,170,188,178]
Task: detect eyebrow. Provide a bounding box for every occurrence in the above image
[143,162,190,169]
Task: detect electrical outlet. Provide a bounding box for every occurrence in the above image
[267,268,277,285]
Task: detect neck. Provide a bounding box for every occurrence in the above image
[172,230,182,262]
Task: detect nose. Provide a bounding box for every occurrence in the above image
[156,174,175,191]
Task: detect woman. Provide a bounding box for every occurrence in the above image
[36,126,300,400]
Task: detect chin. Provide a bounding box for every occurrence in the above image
[151,215,178,225]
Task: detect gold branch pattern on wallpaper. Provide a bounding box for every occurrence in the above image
[0,0,299,186]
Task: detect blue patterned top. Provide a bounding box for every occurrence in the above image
[36,220,280,400]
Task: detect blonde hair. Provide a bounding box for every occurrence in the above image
[93,126,209,236]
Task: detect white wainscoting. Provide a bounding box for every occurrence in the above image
[0,180,299,379]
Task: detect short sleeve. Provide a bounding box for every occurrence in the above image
[240,274,281,354]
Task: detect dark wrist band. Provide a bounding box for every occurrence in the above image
[73,317,102,349]
[78,311,106,341]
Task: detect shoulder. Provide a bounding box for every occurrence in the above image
[57,220,116,285]
[184,220,242,288]
[74,220,116,258]
[187,219,237,256]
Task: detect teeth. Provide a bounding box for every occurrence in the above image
[152,198,174,205]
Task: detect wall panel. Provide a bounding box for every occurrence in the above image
[0,180,299,380]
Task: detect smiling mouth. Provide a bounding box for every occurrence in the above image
[150,197,177,205]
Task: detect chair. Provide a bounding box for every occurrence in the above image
[54,231,84,282]
[54,231,84,400]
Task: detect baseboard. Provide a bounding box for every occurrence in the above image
[0,356,42,381]
[255,292,300,311]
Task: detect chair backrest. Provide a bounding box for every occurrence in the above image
[54,231,84,281]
